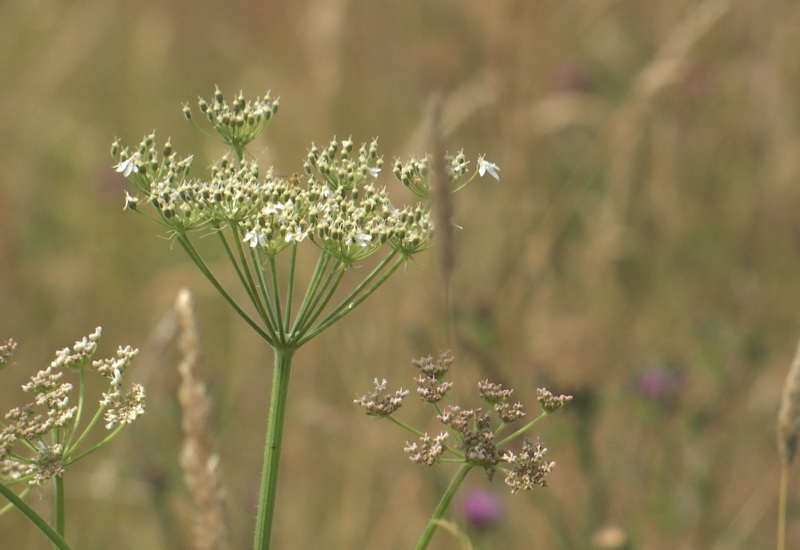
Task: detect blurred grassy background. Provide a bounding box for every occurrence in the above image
[3,0,800,548]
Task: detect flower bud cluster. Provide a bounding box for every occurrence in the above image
[188,86,279,150]
[479,380,526,423]
[412,351,455,403]
[0,339,16,371]
[393,151,500,199]
[112,133,194,197]
[353,378,409,417]
[94,345,144,429]
[114,132,434,262]
[438,406,500,474]
[537,387,573,413]
[404,432,449,465]
[304,137,382,190]
[502,439,555,493]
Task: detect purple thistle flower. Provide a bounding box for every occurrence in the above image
[461,489,503,530]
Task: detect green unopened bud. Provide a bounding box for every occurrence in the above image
[182,104,192,121]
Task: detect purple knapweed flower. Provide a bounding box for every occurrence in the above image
[461,489,503,530]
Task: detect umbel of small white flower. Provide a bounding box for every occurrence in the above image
[112,88,498,266]
[0,328,144,486]
[393,151,500,199]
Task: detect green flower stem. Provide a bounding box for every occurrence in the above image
[291,265,346,339]
[254,347,295,550]
[175,234,274,343]
[298,252,403,346]
[267,256,287,343]
[64,400,108,457]
[250,247,281,334]
[54,475,65,539]
[64,368,86,450]
[282,244,298,333]
[227,226,277,333]
[0,482,71,550]
[415,463,473,550]
[215,227,254,301]
[496,411,547,447]
[289,252,333,334]
[387,415,425,438]
[66,424,126,464]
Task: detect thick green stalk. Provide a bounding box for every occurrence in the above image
[415,463,473,550]
[0,482,71,550]
[54,475,65,542]
[253,348,295,550]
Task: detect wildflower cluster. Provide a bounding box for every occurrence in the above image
[393,152,500,199]
[502,439,555,493]
[0,328,144,487]
[185,86,279,151]
[114,112,437,265]
[354,351,571,494]
[111,88,495,352]
[353,378,409,417]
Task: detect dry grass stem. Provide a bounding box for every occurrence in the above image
[776,339,800,550]
[777,339,800,465]
[175,289,228,550]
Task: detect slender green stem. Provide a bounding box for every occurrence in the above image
[215,226,253,299]
[415,463,473,550]
[387,415,425,438]
[267,256,287,344]
[253,348,295,550]
[66,424,126,464]
[175,234,273,343]
[297,253,403,346]
[289,252,332,335]
[64,369,86,451]
[292,266,345,338]
[0,483,71,550]
[496,411,547,447]
[54,475,65,541]
[283,244,298,334]
[249,246,281,336]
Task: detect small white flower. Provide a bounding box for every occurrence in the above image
[263,202,286,216]
[285,225,308,243]
[477,156,500,181]
[114,157,139,177]
[347,233,373,247]
[124,191,139,211]
[366,166,381,178]
[243,229,267,248]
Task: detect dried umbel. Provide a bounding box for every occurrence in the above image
[1,329,144,487]
[355,352,571,548]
